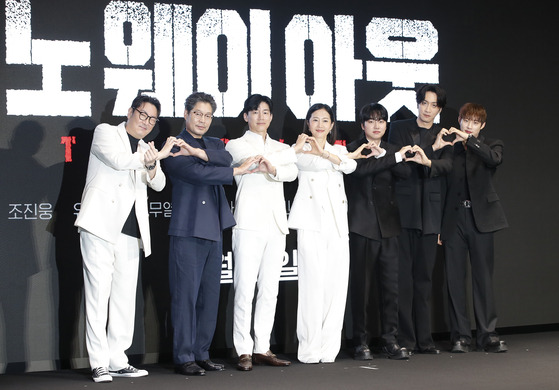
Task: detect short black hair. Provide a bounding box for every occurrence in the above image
[185,92,217,113]
[416,84,447,109]
[303,103,337,145]
[131,94,161,117]
[359,103,388,124]
[243,94,273,115]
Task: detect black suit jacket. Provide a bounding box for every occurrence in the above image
[345,136,411,240]
[388,118,453,235]
[441,134,508,239]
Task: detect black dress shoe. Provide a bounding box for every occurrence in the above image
[417,346,440,355]
[382,344,409,360]
[175,361,206,376]
[196,359,225,371]
[483,340,507,353]
[451,340,470,353]
[353,345,373,360]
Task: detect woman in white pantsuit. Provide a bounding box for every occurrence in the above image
[288,104,359,363]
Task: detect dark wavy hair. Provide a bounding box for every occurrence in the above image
[184,92,217,113]
[415,84,447,109]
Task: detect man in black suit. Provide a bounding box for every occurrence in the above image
[387,84,453,354]
[346,103,412,360]
[440,103,508,353]
[164,92,256,376]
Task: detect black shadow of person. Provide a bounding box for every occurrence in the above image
[49,119,95,369]
[0,121,46,373]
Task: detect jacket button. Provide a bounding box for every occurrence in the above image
[202,201,206,205]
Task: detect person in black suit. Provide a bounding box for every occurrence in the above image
[346,103,412,360]
[440,103,508,353]
[387,84,453,354]
[164,92,256,376]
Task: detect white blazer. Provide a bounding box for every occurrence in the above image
[75,122,165,256]
[288,143,356,237]
[225,130,298,234]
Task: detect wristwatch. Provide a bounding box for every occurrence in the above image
[145,163,156,170]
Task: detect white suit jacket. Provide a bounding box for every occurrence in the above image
[225,130,297,234]
[288,143,356,237]
[75,122,165,257]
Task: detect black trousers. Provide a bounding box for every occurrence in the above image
[169,236,222,364]
[444,207,497,347]
[349,233,399,347]
[397,229,438,351]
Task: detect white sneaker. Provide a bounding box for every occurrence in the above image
[109,365,148,377]
[92,367,113,383]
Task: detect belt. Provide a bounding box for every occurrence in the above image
[459,200,472,208]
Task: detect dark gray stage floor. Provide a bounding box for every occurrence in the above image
[2,331,559,390]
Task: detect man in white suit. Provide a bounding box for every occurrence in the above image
[75,95,176,383]
[225,94,297,371]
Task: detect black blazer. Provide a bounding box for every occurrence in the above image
[388,118,453,235]
[441,134,508,239]
[345,136,411,240]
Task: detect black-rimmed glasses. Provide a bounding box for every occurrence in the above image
[134,108,159,125]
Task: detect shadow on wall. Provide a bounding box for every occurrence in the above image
[0,121,46,373]
[50,119,95,369]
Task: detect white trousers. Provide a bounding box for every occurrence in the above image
[296,226,349,363]
[80,230,140,370]
[232,228,286,355]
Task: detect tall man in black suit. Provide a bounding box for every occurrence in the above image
[346,103,412,360]
[387,84,453,354]
[440,103,508,353]
[164,92,256,376]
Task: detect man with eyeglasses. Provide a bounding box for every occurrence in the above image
[387,84,453,355]
[164,92,257,376]
[75,94,176,383]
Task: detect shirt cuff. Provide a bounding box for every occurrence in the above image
[374,148,387,159]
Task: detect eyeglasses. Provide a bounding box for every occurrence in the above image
[191,110,213,121]
[134,108,159,125]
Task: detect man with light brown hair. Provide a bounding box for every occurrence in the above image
[440,103,508,353]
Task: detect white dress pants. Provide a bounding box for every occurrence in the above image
[232,228,286,355]
[80,230,140,370]
[296,221,349,363]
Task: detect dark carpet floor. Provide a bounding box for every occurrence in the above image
[1,331,558,390]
